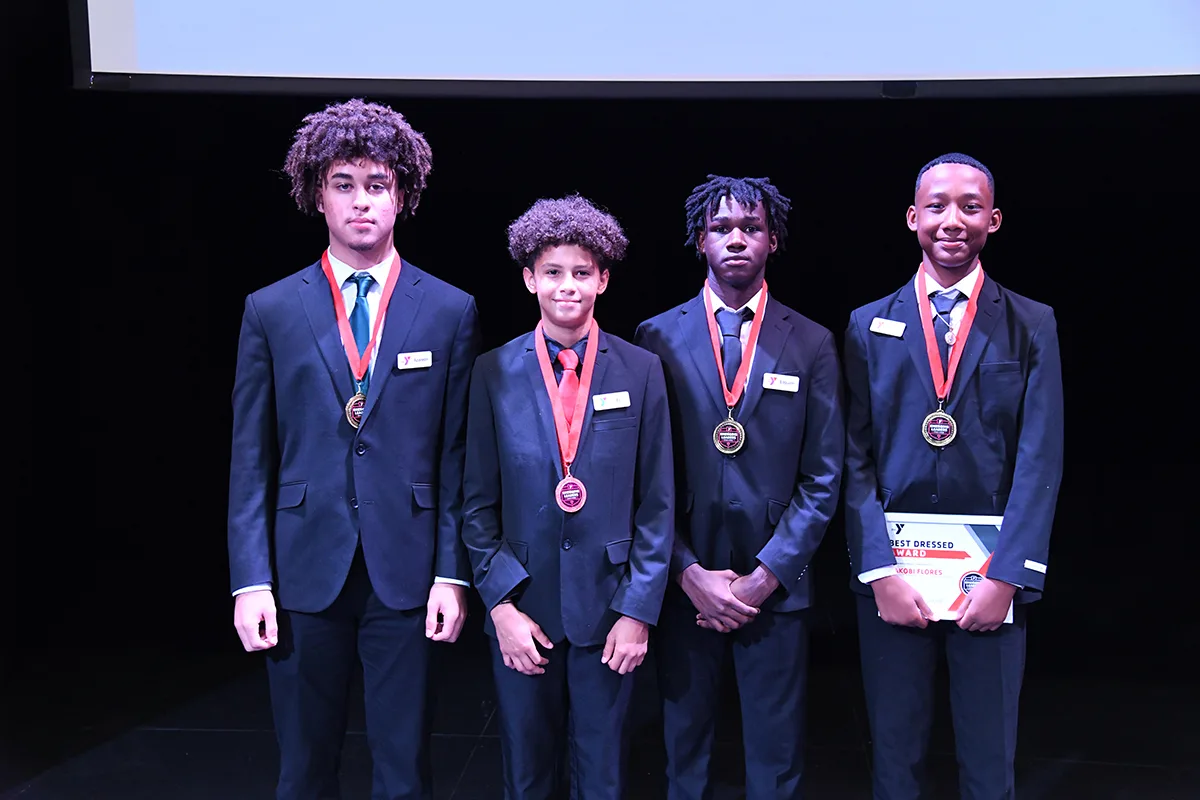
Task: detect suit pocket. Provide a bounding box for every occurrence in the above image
[276,482,307,509]
[507,540,529,565]
[766,499,788,527]
[879,487,893,510]
[605,538,633,564]
[412,483,436,509]
[592,416,638,432]
[980,360,1022,374]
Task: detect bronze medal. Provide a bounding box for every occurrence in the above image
[712,418,746,454]
[921,407,957,447]
[345,392,366,429]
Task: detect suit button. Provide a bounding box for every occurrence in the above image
[351,497,359,509]
[930,494,939,504]
[356,443,367,455]
[562,539,573,551]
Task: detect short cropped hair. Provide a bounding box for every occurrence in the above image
[507,195,629,270]
[915,152,995,198]
[283,98,433,219]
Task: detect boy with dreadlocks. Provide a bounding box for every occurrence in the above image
[227,98,479,799]
[462,195,674,799]
[635,175,844,800]
[844,153,1062,799]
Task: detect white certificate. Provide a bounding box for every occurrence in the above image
[884,512,1014,624]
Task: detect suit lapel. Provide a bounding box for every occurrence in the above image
[575,332,610,466]
[678,291,727,416]
[361,260,424,425]
[298,262,356,400]
[947,275,1002,415]
[523,334,564,481]
[738,297,790,422]
[896,281,940,409]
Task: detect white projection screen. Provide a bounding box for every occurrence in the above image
[74,0,1200,97]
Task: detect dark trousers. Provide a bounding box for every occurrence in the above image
[489,636,635,799]
[267,546,431,800]
[657,588,811,800]
[856,594,1027,800]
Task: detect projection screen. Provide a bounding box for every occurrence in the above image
[73,0,1200,97]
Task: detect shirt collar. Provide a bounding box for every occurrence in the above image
[327,248,395,289]
[917,263,981,297]
[706,282,767,314]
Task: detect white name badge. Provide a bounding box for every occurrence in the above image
[396,351,433,370]
[592,391,631,411]
[763,373,800,393]
[870,317,906,338]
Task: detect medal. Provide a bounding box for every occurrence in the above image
[534,319,600,514]
[702,281,768,455]
[555,475,588,512]
[916,267,985,447]
[344,392,366,429]
[321,249,402,430]
[921,404,957,447]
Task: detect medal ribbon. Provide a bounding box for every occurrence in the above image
[321,249,402,388]
[702,280,769,410]
[534,319,600,475]
[915,267,985,403]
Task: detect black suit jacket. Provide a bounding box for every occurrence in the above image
[635,290,844,613]
[461,329,674,647]
[843,273,1064,601]
[227,258,479,613]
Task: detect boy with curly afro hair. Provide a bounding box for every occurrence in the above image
[228,98,480,800]
[462,195,675,799]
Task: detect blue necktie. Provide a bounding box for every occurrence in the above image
[350,272,374,393]
[931,289,961,378]
[716,307,753,388]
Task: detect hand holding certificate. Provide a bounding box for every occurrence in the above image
[883,513,1014,626]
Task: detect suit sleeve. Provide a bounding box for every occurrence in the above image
[460,359,530,609]
[610,355,675,625]
[433,297,481,584]
[755,329,845,588]
[227,295,278,594]
[987,308,1063,592]
[633,321,701,577]
[843,310,896,578]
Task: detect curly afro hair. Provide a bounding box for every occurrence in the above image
[507,195,629,270]
[283,98,433,220]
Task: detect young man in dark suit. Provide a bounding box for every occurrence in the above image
[634,176,845,800]
[844,153,1064,799]
[462,195,674,799]
[227,99,479,800]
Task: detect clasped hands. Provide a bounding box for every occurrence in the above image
[679,562,779,633]
[491,603,648,677]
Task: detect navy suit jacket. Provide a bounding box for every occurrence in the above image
[227,258,480,613]
[843,273,1063,602]
[461,330,674,647]
[634,291,844,613]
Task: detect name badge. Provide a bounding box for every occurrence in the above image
[870,317,906,338]
[396,351,433,370]
[763,373,800,393]
[592,391,631,411]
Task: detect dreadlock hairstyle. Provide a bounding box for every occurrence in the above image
[915,152,995,199]
[507,195,629,271]
[683,175,792,254]
[283,98,433,220]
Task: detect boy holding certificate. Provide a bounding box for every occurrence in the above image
[843,153,1064,799]
[461,195,674,799]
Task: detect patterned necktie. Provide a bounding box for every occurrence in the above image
[931,289,961,378]
[557,348,580,424]
[349,272,375,392]
[716,307,754,388]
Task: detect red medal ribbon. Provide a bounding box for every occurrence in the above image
[321,249,402,386]
[915,267,985,403]
[702,280,769,409]
[534,319,600,475]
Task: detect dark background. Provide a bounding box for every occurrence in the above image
[4,1,1198,792]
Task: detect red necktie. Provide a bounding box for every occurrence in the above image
[557,348,580,425]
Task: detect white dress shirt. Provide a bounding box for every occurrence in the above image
[706,283,766,384]
[234,249,467,596]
